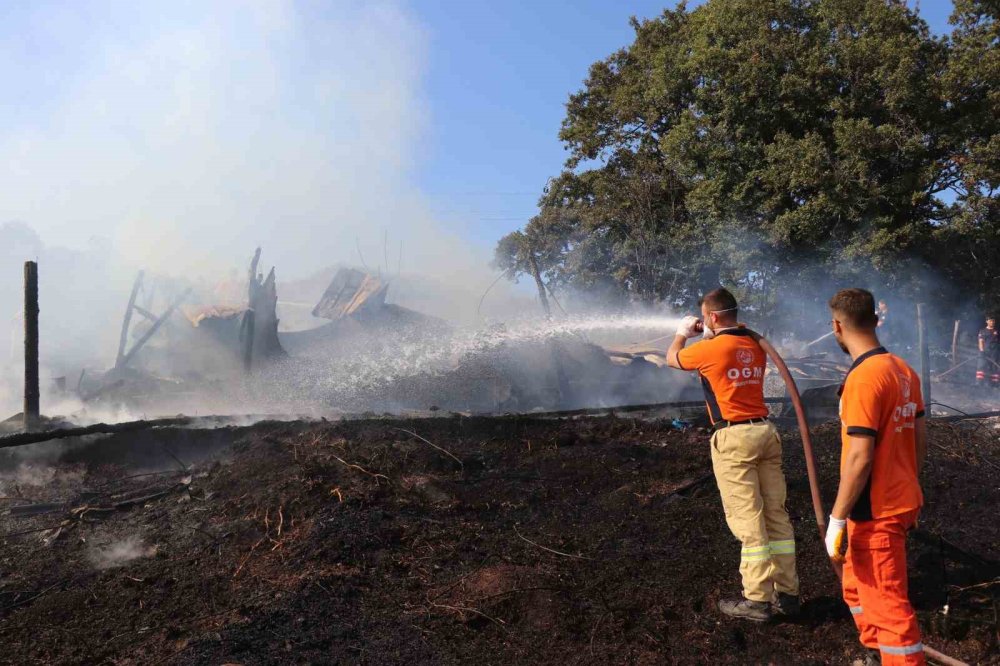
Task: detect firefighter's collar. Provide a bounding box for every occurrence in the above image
[848,346,888,373]
[715,326,752,337]
[837,346,888,397]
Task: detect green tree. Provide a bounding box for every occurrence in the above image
[497,0,971,321]
[931,0,1000,314]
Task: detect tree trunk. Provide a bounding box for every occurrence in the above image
[528,252,551,319]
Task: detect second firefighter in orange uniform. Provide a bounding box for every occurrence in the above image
[826,288,928,666]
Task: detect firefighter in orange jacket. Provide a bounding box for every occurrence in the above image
[666,288,800,622]
[826,289,927,665]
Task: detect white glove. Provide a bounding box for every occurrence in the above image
[676,315,702,339]
[825,515,847,562]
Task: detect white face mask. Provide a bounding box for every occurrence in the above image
[706,306,737,334]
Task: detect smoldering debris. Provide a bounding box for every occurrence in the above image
[76,248,288,410]
[5,463,55,488]
[87,536,157,570]
[17,243,983,424]
[15,249,706,421]
[311,267,389,320]
[0,462,85,493]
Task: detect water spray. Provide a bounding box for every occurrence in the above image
[805,330,835,347]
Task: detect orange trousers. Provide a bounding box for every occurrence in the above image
[842,509,925,665]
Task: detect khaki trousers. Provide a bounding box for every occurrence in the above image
[710,421,799,602]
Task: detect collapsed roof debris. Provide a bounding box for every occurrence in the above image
[278,267,447,356]
[72,249,290,411]
[246,247,286,362]
[311,267,388,320]
[111,271,192,374]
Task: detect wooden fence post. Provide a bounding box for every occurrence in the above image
[917,304,931,411]
[23,261,39,431]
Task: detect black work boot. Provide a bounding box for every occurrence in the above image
[771,592,801,617]
[718,598,771,622]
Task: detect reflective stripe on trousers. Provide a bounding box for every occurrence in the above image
[769,539,795,555]
[741,540,797,564]
[741,545,770,562]
[881,643,924,657]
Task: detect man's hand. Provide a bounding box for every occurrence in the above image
[825,516,847,562]
[676,316,703,339]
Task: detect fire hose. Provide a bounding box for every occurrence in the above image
[750,331,967,666]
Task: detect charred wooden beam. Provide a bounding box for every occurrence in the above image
[23,261,39,431]
[115,271,144,370]
[119,288,192,369]
[0,417,192,450]
[133,305,157,322]
[242,309,256,374]
[250,267,285,360]
[248,246,262,305]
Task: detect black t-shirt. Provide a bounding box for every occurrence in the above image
[979,327,1000,351]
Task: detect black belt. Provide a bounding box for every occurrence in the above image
[713,417,770,431]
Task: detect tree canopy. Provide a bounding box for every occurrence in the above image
[495,0,1000,326]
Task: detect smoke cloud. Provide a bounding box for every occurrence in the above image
[0,1,537,416]
[87,536,158,570]
[0,0,463,275]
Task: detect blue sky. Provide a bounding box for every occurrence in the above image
[0,0,959,279]
[416,0,958,248]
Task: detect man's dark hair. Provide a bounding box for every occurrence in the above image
[829,288,878,330]
[700,288,738,318]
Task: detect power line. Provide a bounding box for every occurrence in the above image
[426,191,538,196]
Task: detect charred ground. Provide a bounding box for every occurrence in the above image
[0,416,996,665]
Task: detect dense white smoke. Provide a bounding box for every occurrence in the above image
[0,1,458,274]
[0,1,535,416]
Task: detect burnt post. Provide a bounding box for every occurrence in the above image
[917,303,931,411]
[23,261,39,431]
[242,309,256,374]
